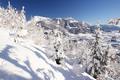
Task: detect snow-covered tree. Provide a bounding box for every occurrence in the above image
[0,1,26,29]
[86,24,117,79]
[86,25,105,78]
[52,29,65,64]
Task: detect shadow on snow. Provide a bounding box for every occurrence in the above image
[0,45,42,80]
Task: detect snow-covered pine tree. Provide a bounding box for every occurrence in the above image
[53,29,64,65]
[88,24,109,79]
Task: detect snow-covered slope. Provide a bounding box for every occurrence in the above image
[0,28,95,80]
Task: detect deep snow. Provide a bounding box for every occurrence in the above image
[0,28,95,80]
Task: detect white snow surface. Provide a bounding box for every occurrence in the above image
[0,28,95,80]
[33,16,52,23]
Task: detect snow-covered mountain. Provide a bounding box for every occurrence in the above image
[108,18,120,25]
[100,24,120,32]
[91,24,120,32]
[27,16,91,34]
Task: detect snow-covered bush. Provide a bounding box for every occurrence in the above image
[0,2,26,29]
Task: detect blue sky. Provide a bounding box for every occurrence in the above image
[0,0,120,24]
